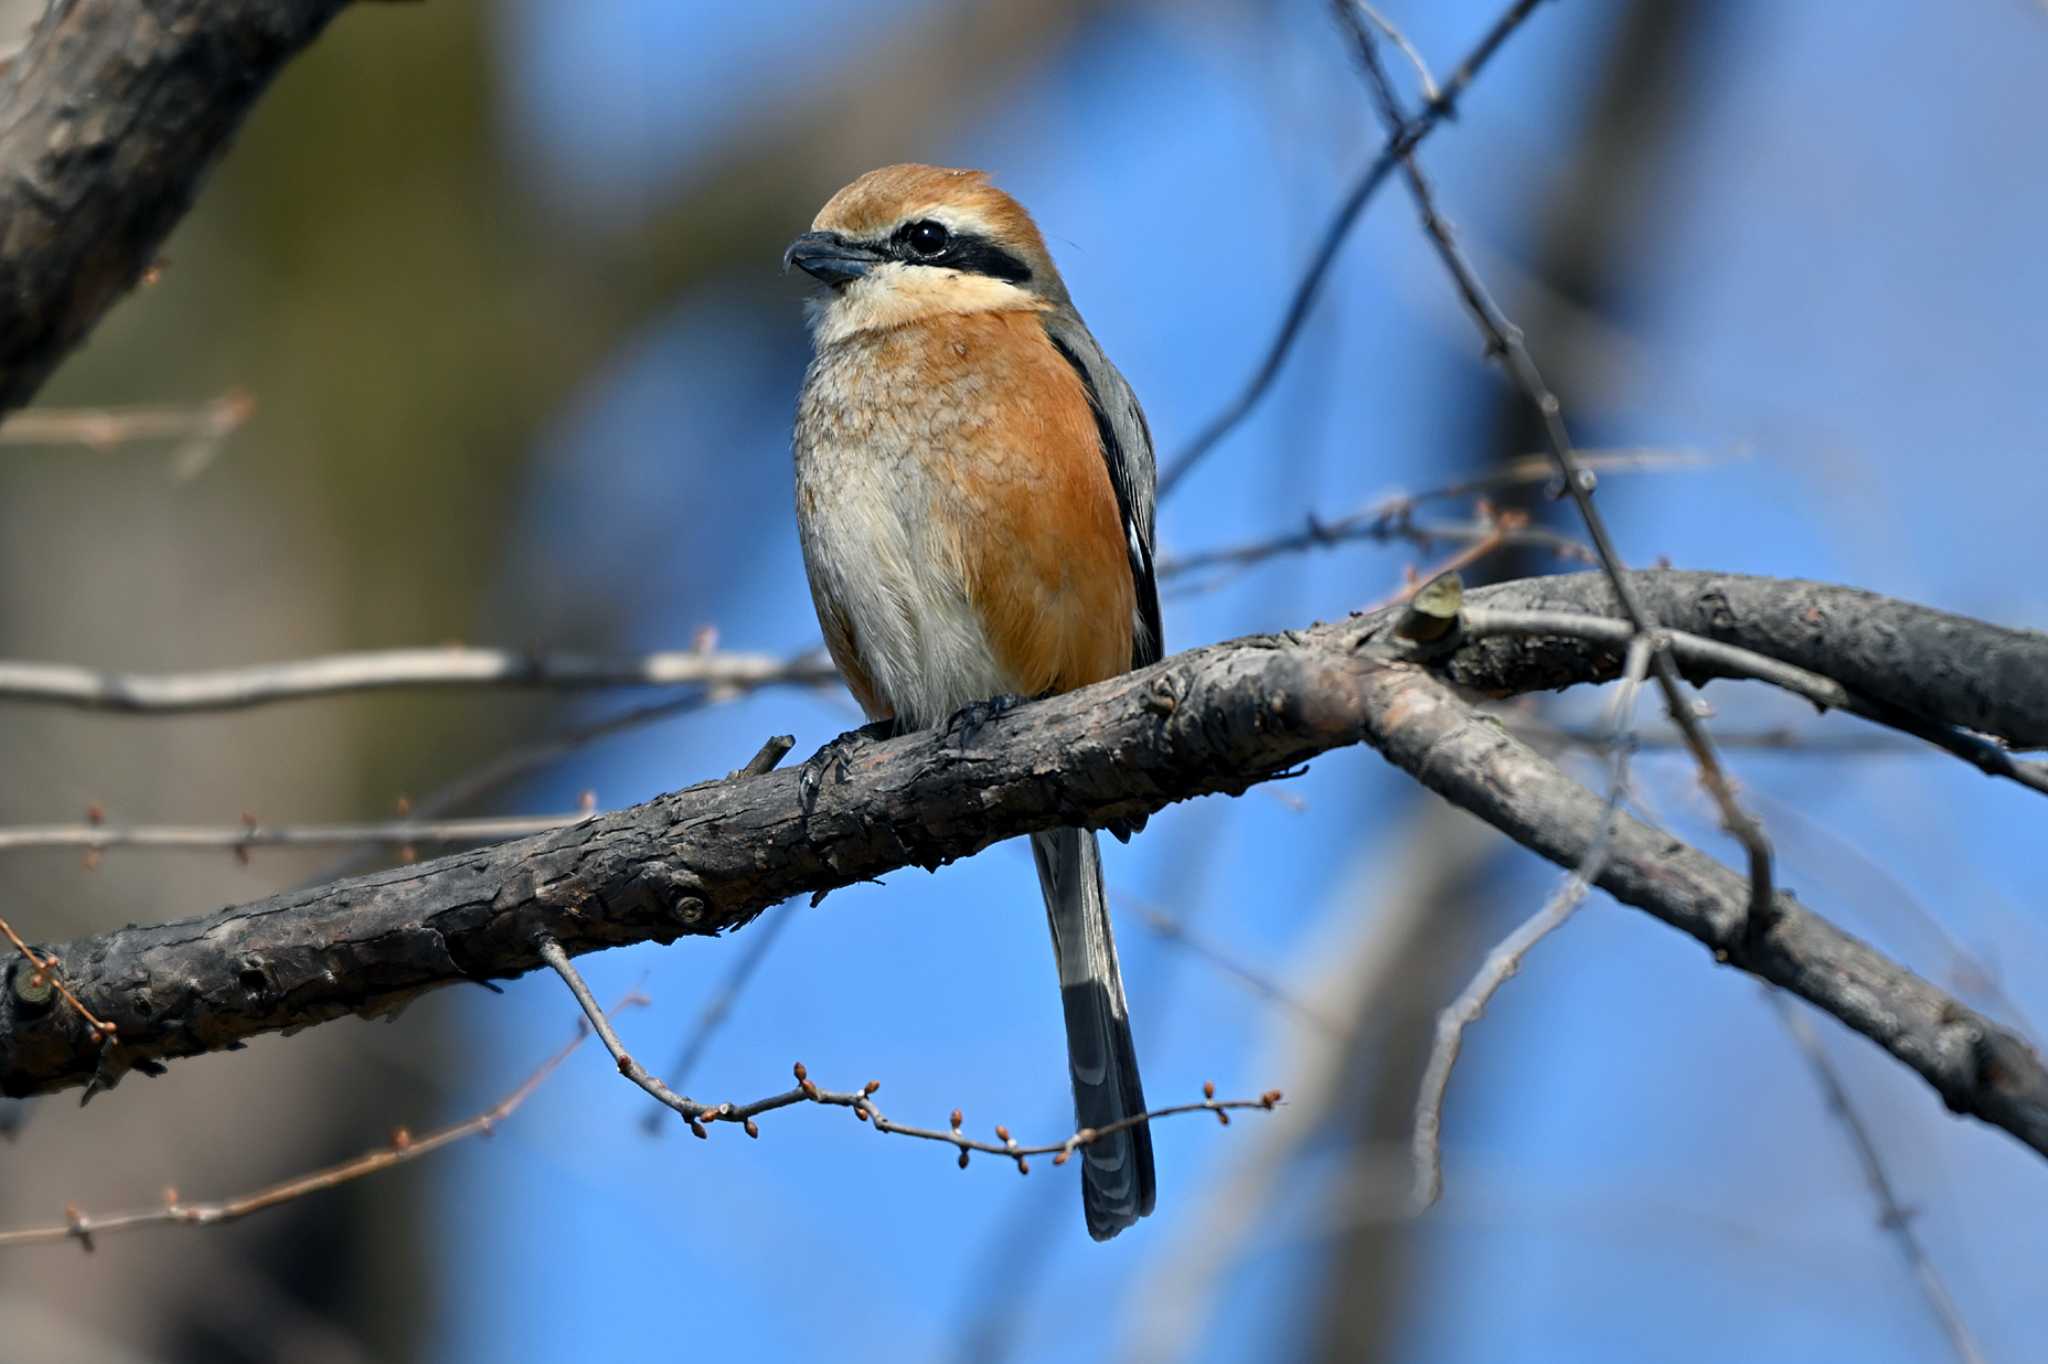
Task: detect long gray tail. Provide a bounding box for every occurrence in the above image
[1030,826,1156,1241]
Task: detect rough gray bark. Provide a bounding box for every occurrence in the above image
[0,0,356,413]
[1446,571,2048,746]
[2,572,2044,1169]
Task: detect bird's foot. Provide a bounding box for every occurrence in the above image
[797,719,897,819]
[943,692,1028,750]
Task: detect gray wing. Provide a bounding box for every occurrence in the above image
[1041,310,1163,668]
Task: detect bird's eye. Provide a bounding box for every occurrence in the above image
[903,220,950,257]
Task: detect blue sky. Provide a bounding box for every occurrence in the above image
[424,3,2048,1360]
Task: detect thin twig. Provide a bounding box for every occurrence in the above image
[1518,708,2039,1040]
[1338,8,1779,929]
[1767,991,1990,1364]
[1520,720,1923,757]
[0,994,645,1250]
[1351,0,1440,100]
[634,736,800,1132]
[1162,448,1707,579]
[5,740,799,864]
[1124,897,1343,1037]
[1412,633,1654,1208]
[0,647,839,714]
[729,735,797,779]
[1157,0,1552,498]
[0,812,594,855]
[538,938,1279,1168]
[0,913,118,1044]
[1157,449,1707,594]
[638,901,802,1135]
[0,390,254,480]
[314,707,804,889]
[1396,446,1726,506]
[1361,510,1527,613]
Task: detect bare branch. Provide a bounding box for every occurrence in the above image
[0,0,362,415]
[1157,445,1712,586]
[0,913,117,1045]
[1437,572,2048,749]
[0,740,796,865]
[1124,896,1342,1036]
[639,899,800,1134]
[1162,514,1589,600]
[0,994,642,1251]
[0,647,838,714]
[2,574,2042,1175]
[1158,0,1553,498]
[1456,608,2048,798]
[0,458,1711,717]
[0,391,252,450]
[1348,0,1440,101]
[1520,721,1923,757]
[1361,513,1528,612]
[0,812,593,855]
[539,938,1280,1166]
[1412,633,1653,1207]
[0,389,253,478]
[1336,2,1780,929]
[1768,991,1990,1364]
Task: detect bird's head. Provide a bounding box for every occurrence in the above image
[784,164,1066,343]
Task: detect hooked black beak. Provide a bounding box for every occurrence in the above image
[783,231,884,287]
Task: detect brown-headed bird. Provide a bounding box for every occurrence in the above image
[786,165,1162,1240]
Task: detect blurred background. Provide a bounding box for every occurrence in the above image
[0,0,2044,1359]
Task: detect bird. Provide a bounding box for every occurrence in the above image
[785,164,1163,1240]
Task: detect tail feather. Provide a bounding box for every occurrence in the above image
[1030,827,1156,1241]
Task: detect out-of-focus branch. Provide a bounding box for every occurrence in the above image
[0,647,839,713]
[1438,572,2048,748]
[0,462,1727,719]
[539,938,1279,1164]
[1162,513,1589,595]
[1455,608,2048,797]
[0,0,366,415]
[1337,3,1780,926]
[1124,896,1342,1036]
[1158,0,1553,498]
[0,389,254,478]
[0,812,592,855]
[1157,447,1708,588]
[0,392,252,450]
[1349,0,1440,100]
[1522,722,1923,757]
[1411,632,1653,1207]
[1767,990,1989,1364]
[1,573,2043,1175]
[0,994,642,1251]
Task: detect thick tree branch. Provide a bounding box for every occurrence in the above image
[1,572,2043,1171]
[0,0,366,414]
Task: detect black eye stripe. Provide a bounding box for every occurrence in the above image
[941,235,1032,285]
[879,223,1032,285]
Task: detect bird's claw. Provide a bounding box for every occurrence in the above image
[944,692,1028,750]
[797,720,896,819]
